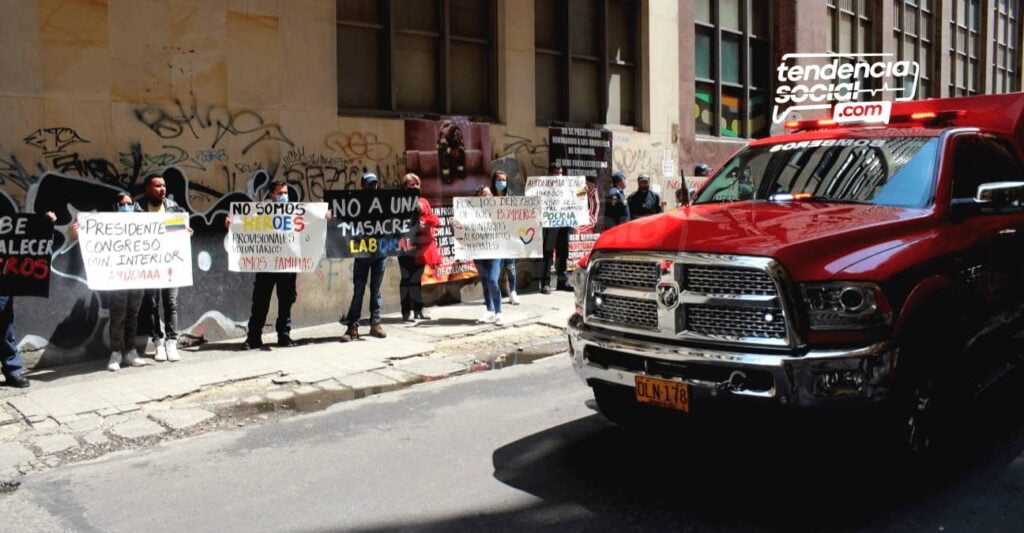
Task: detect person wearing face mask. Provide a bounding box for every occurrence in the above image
[108,193,150,370]
[135,174,189,362]
[225,181,300,350]
[472,185,505,326]
[604,171,631,229]
[490,170,520,305]
[397,173,441,322]
[627,174,662,219]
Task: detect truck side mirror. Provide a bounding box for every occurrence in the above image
[975,181,1024,207]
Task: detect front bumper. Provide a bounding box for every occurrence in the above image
[568,314,896,408]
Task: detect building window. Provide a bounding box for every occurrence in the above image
[948,0,982,96]
[992,0,1020,93]
[337,0,496,118]
[827,0,875,54]
[535,0,639,127]
[893,0,936,98]
[694,0,771,139]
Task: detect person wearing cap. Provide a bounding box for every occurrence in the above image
[627,174,663,219]
[341,172,389,342]
[540,164,571,293]
[603,171,631,229]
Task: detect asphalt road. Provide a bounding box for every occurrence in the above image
[5,354,1024,532]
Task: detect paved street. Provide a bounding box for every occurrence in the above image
[5,355,1024,532]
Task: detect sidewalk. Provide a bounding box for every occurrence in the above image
[0,291,573,480]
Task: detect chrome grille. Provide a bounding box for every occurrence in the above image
[592,260,660,289]
[685,266,777,296]
[592,295,659,329]
[687,305,787,339]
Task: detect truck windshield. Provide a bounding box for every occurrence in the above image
[692,136,940,208]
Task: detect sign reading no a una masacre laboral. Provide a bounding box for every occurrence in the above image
[0,214,54,297]
[226,202,328,272]
[452,196,543,260]
[77,212,193,290]
[325,190,420,258]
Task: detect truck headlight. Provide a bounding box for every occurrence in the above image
[572,265,588,315]
[800,282,891,330]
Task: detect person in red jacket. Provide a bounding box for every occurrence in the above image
[398,173,442,322]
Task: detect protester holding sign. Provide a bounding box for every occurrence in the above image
[527,166,581,293]
[397,173,441,323]
[336,173,402,342]
[0,210,56,388]
[490,170,520,305]
[135,175,189,362]
[224,181,329,349]
[102,193,151,371]
[471,186,504,326]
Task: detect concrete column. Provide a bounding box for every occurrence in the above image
[499,0,535,133]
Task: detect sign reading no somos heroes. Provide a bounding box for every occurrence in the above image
[452,196,543,260]
[325,190,420,258]
[77,212,193,290]
[226,202,328,272]
[0,214,54,297]
[525,176,590,228]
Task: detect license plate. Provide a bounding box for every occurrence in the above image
[635,375,689,412]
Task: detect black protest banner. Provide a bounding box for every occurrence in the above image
[0,214,54,297]
[325,190,421,258]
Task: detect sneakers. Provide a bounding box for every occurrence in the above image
[107,351,122,372]
[494,313,505,326]
[540,285,551,295]
[478,311,495,324]
[402,313,415,323]
[369,322,387,338]
[154,340,167,362]
[166,342,180,362]
[509,291,521,305]
[123,349,148,367]
[340,324,360,343]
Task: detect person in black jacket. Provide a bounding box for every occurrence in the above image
[134,174,190,362]
[603,171,631,229]
[627,175,663,218]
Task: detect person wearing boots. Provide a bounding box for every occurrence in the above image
[341,173,389,342]
[135,174,189,362]
[398,173,441,322]
[226,181,300,350]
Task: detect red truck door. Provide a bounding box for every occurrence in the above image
[946,134,1024,360]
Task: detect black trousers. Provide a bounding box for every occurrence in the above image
[398,256,425,316]
[541,227,570,288]
[247,273,297,343]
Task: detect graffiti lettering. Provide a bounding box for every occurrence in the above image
[23,127,90,154]
[133,98,294,155]
[324,131,393,161]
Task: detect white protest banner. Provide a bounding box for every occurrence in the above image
[225,202,328,272]
[452,196,543,260]
[524,176,589,228]
[77,212,193,290]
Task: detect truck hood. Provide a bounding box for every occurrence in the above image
[594,201,935,281]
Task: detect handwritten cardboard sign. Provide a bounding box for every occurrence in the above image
[0,214,54,297]
[77,212,193,290]
[452,196,543,260]
[226,202,328,272]
[422,205,478,284]
[324,190,420,258]
[525,176,590,228]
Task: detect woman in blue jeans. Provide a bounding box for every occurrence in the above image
[490,170,520,305]
[473,186,504,326]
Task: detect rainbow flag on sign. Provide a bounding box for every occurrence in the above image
[164,217,188,232]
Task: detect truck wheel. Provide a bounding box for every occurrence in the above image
[888,376,947,458]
